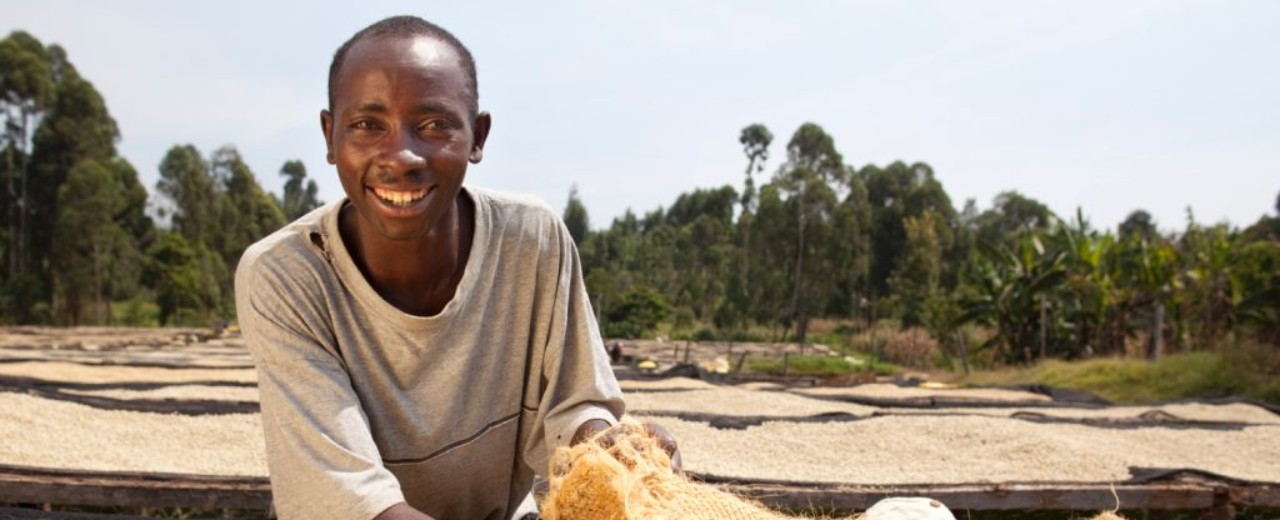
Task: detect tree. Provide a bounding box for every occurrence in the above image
[972,191,1054,250]
[0,31,55,281]
[156,144,217,247]
[212,146,285,267]
[748,183,796,337]
[51,159,139,324]
[154,144,284,320]
[563,184,590,245]
[279,159,320,221]
[605,286,673,339]
[737,124,772,289]
[1118,209,1157,243]
[831,169,871,323]
[7,39,120,321]
[893,210,943,327]
[144,232,216,326]
[776,123,844,348]
[862,161,957,304]
[959,234,1067,364]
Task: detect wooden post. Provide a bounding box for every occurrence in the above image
[1038,299,1048,361]
[683,342,691,364]
[734,352,749,374]
[1151,302,1165,362]
[956,330,970,376]
[782,353,791,379]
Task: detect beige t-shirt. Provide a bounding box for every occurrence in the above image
[235,187,624,520]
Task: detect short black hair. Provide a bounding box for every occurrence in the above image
[327,16,479,115]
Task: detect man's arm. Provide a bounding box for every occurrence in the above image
[373,503,435,520]
[237,252,406,520]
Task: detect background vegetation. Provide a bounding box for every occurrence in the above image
[2,31,1277,391]
[0,31,320,326]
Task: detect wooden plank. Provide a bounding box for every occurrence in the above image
[719,482,1220,511]
[1235,485,1280,507]
[0,507,153,519]
[0,466,269,511]
[2,464,1277,513]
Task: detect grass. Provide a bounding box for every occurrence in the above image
[949,344,1280,406]
[743,354,898,378]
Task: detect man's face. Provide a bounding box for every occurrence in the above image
[322,35,490,241]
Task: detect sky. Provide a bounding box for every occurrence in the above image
[5,1,1278,233]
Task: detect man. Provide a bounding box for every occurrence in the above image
[236,16,675,520]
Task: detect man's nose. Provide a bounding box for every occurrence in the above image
[376,129,428,174]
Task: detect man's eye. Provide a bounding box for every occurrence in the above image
[350,120,379,131]
[421,119,456,132]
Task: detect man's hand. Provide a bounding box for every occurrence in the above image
[571,419,683,472]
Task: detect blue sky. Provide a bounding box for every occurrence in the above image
[6,1,1278,232]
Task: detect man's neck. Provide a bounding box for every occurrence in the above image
[339,194,474,317]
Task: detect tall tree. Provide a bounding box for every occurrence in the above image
[563,184,590,245]
[737,124,772,286]
[0,31,55,282]
[777,123,844,347]
[862,161,956,303]
[21,42,119,321]
[893,210,944,327]
[279,159,321,221]
[831,168,871,322]
[212,145,285,268]
[156,144,217,248]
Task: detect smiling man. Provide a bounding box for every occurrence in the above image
[234,16,659,520]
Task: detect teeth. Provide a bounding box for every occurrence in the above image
[372,187,428,207]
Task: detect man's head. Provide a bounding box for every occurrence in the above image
[322,16,491,242]
[328,16,479,115]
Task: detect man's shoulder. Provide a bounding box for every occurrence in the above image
[470,186,556,218]
[469,186,563,232]
[237,201,339,282]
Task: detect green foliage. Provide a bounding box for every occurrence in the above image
[604,287,673,339]
[144,232,223,326]
[563,184,590,245]
[112,297,159,327]
[278,159,321,221]
[153,144,284,320]
[0,28,1275,390]
[958,234,1067,364]
[958,343,1280,405]
[52,158,141,324]
[743,354,891,378]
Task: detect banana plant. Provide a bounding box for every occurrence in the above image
[957,232,1067,364]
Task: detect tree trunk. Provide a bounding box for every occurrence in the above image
[5,143,15,279]
[790,186,807,354]
[15,110,31,276]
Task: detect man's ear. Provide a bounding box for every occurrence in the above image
[469,111,492,164]
[320,110,336,164]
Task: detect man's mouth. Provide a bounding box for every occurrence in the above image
[370,186,430,208]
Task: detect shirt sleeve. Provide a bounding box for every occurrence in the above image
[523,217,627,474]
[236,248,405,520]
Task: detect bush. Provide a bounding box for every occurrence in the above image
[849,323,940,369]
[113,297,159,326]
